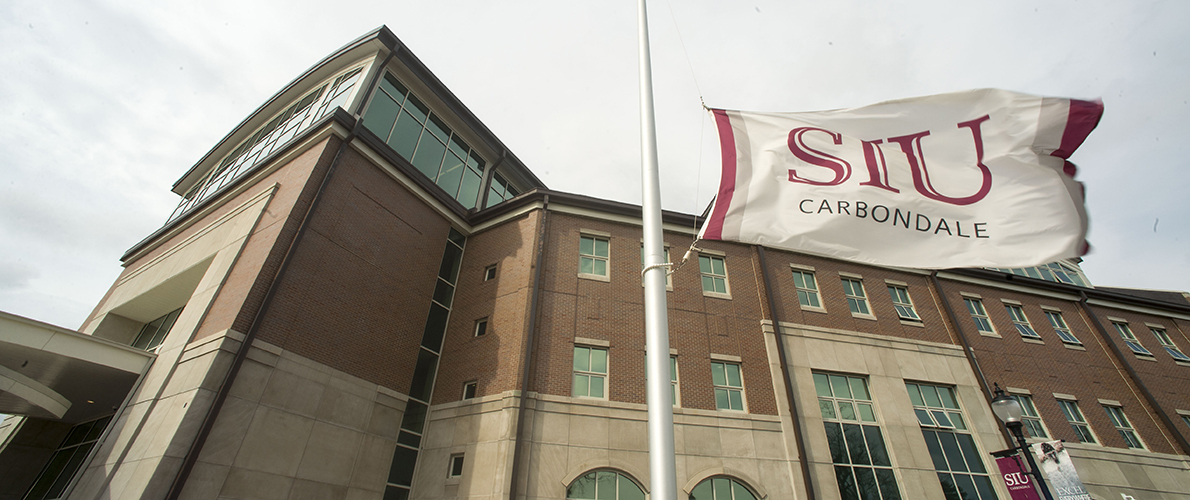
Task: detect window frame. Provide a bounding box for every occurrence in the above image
[572,345,609,400]
[1103,405,1145,449]
[906,382,998,500]
[689,476,761,500]
[1044,310,1081,345]
[814,373,903,500]
[473,317,488,337]
[963,298,996,336]
[887,285,921,323]
[711,361,746,412]
[670,355,680,407]
[1004,304,1040,339]
[448,453,465,478]
[790,265,825,312]
[1011,393,1049,439]
[840,276,875,319]
[483,264,497,281]
[1150,326,1190,362]
[578,233,611,281]
[1112,321,1153,357]
[698,253,731,298]
[462,381,477,400]
[1056,399,1097,444]
[566,470,646,500]
[640,243,673,290]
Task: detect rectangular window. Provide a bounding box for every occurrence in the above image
[462,381,477,399]
[1057,399,1096,444]
[1104,406,1144,449]
[1151,327,1190,362]
[906,382,998,500]
[888,286,921,322]
[1112,322,1152,356]
[474,318,488,337]
[23,415,113,500]
[711,362,745,411]
[1013,394,1048,438]
[814,373,901,500]
[641,245,673,288]
[699,255,729,295]
[1005,305,1039,339]
[792,270,822,309]
[573,346,608,399]
[670,356,680,407]
[964,298,995,335]
[449,454,465,477]
[841,278,871,316]
[131,307,184,352]
[1182,415,1190,430]
[579,235,609,278]
[484,264,497,281]
[1044,311,1081,344]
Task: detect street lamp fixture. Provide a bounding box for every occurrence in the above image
[991,384,1054,500]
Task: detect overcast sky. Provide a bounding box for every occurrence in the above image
[2,0,1188,329]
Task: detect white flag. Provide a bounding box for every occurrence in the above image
[700,89,1102,269]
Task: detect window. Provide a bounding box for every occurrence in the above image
[906,382,998,500]
[1004,305,1039,339]
[362,71,487,209]
[670,356,680,406]
[791,269,822,308]
[1181,414,1190,430]
[474,318,488,337]
[1012,394,1048,438]
[484,265,497,281]
[386,229,467,499]
[640,245,673,288]
[462,381,477,399]
[1103,406,1144,449]
[1112,322,1152,356]
[689,476,760,500]
[485,171,521,208]
[23,415,113,500]
[1057,399,1096,443]
[170,66,366,223]
[963,298,995,335]
[1151,327,1190,362]
[1044,311,1081,344]
[448,454,465,477]
[566,470,645,500]
[711,362,745,411]
[573,346,608,398]
[815,373,901,500]
[131,307,184,352]
[991,261,1089,287]
[699,255,729,295]
[841,278,871,316]
[579,235,609,278]
[888,286,920,322]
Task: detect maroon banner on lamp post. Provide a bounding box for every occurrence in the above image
[995,455,1043,500]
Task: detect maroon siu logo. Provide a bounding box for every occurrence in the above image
[785,115,993,206]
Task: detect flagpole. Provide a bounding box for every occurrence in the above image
[638,1,678,500]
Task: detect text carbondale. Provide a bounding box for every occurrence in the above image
[798,198,990,239]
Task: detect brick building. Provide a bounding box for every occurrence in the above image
[2,26,1189,500]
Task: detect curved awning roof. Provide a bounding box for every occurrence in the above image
[0,311,154,424]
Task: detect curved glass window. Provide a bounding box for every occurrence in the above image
[689,476,758,500]
[567,470,645,500]
[990,261,1089,287]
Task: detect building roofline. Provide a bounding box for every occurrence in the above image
[172,26,544,196]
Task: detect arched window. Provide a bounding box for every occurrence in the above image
[689,476,758,500]
[567,470,645,500]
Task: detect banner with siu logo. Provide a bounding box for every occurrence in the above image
[700,89,1102,268]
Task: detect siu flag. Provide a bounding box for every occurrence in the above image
[700,89,1102,269]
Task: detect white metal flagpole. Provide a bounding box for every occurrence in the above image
[637,1,678,499]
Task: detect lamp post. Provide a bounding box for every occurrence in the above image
[990,384,1055,500]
